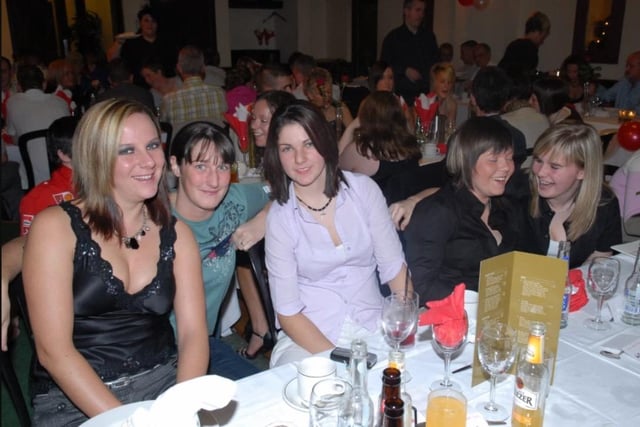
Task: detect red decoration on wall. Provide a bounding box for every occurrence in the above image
[458,0,474,6]
[618,121,640,151]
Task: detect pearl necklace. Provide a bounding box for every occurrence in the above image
[121,207,150,250]
[296,195,333,216]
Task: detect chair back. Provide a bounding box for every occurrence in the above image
[247,239,279,343]
[18,129,50,190]
[0,223,32,426]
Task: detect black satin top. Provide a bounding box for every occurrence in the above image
[32,202,177,394]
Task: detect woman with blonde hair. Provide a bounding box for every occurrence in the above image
[47,58,77,113]
[23,99,208,425]
[525,122,621,267]
[430,62,457,126]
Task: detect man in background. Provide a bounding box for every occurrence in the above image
[380,0,438,103]
[498,11,551,76]
[598,51,640,114]
[96,58,155,111]
[161,45,227,128]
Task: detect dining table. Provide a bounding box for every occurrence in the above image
[205,249,640,426]
[85,247,640,426]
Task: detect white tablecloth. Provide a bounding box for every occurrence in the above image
[210,252,640,427]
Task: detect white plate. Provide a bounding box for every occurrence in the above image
[282,378,308,412]
[612,240,640,259]
[80,400,152,426]
[115,32,141,41]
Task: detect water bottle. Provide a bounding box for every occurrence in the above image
[622,246,640,325]
[556,241,571,328]
[348,339,374,426]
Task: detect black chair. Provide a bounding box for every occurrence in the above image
[1,224,31,426]
[246,239,278,345]
[18,129,49,191]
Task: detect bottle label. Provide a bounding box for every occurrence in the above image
[623,290,640,315]
[514,383,540,411]
[561,291,570,311]
[525,335,544,364]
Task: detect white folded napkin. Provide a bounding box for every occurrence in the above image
[124,375,236,427]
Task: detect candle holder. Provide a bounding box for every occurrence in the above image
[618,109,637,123]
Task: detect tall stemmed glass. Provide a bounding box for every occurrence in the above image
[585,257,620,331]
[430,312,468,390]
[381,291,419,351]
[476,321,518,422]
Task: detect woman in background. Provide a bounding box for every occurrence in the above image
[531,77,582,124]
[338,91,421,202]
[430,62,457,127]
[304,67,353,138]
[23,99,208,425]
[264,101,408,366]
[367,60,414,129]
[524,122,621,267]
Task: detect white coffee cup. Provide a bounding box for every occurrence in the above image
[423,142,438,157]
[296,357,336,403]
[464,290,479,341]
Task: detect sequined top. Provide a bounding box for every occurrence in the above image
[32,202,178,394]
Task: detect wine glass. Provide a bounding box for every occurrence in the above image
[430,311,468,391]
[585,257,620,331]
[381,291,418,351]
[476,321,518,422]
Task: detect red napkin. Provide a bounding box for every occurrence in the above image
[568,269,588,312]
[420,283,467,347]
[224,103,251,152]
[419,283,465,324]
[414,92,439,129]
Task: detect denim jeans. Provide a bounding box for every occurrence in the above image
[208,337,259,380]
[32,356,177,427]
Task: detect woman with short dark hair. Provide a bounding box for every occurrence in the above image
[405,117,518,304]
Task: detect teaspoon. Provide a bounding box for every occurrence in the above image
[600,349,623,359]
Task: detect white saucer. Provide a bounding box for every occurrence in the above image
[282,378,308,412]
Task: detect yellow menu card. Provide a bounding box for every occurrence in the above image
[471,251,567,386]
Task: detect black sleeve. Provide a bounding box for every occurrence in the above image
[405,196,457,305]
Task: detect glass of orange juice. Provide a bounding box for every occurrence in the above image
[426,387,467,427]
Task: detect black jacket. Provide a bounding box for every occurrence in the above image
[405,183,519,305]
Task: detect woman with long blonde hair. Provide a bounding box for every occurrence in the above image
[526,122,621,267]
[23,99,208,425]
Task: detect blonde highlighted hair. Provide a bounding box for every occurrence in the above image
[529,122,603,241]
[430,62,455,87]
[73,99,170,240]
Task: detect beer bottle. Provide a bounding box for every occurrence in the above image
[382,398,404,427]
[511,322,549,427]
[388,351,413,427]
[376,367,401,427]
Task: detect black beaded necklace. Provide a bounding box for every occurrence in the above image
[121,207,150,250]
[296,195,333,215]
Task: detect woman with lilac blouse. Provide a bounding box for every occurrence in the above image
[263,101,410,367]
